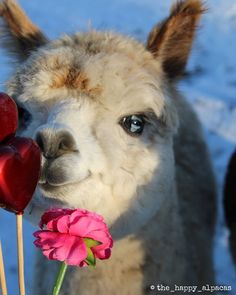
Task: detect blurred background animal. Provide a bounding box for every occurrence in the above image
[224,150,236,265]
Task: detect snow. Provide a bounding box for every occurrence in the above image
[0,0,235,294]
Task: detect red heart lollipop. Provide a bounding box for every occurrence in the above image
[0,92,18,142]
[0,137,41,213]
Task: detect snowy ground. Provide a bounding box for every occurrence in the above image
[0,0,236,294]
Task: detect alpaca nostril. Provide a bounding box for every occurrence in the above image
[35,129,78,159]
[58,134,77,153]
[35,132,46,154]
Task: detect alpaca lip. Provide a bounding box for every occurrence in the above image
[39,182,58,191]
[39,182,70,194]
[39,171,92,193]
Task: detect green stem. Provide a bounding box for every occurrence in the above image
[51,262,68,295]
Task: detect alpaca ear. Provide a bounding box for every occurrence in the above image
[146,0,205,79]
[0,0,48,60]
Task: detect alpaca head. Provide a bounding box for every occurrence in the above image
[0,0,204,237]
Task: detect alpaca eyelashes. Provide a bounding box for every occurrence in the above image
[120,115,146,136]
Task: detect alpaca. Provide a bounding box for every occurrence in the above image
[0,0,216,294]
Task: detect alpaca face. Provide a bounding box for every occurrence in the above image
[0,0,204,237]
[7,34,178,236]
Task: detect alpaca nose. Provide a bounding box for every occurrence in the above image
[35,129,78,159]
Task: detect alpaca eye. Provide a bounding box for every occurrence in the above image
[120,115,145,136]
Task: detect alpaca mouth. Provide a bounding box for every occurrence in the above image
[38,181,77,196]
[38,171,92,197]
[38,170,92,193]
[39,182,61,192]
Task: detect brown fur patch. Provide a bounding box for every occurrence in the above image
[50,67,102,97]
[146,0,206,79]
[0,0,47,59]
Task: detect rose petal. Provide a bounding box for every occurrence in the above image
[84,210,104,222]
[52,236,87,265]
[93,248,111,260]
[34,208,113,266]
[40,208,74,228]
[69,216,107,237]
[55,215,70,233]
[45,218,58,231]
[85,230,113,260]
[86,230,113,248]
[34,231,67,250]
[65,237,88,266]
[42,248,55,260]
[69,210,104,225]
[79,260,89,267]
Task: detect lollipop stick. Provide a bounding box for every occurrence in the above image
[16,213,25,295]
[0,240,8,295]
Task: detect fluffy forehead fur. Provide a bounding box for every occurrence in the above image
[7,31,177,132]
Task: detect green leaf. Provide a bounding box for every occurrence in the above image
[83,238,102,248]
[85,248,96,267]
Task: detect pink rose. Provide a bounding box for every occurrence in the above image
[33,208,113,267]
